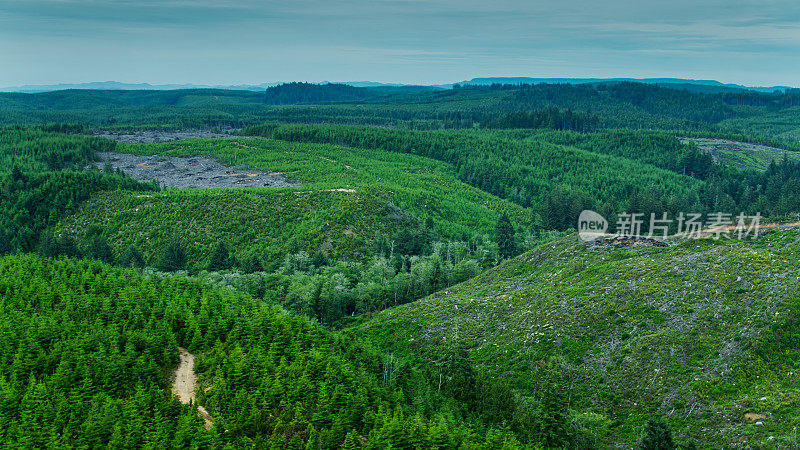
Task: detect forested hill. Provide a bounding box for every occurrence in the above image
[245,123,800,230]
[0,254,530,448]
[2,77,800,448]
[459,77,794,93]
[0,127,155,253]
[357,229,800,447]
[263,82,377,104]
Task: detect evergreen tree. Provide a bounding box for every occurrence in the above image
[11,165,25,183]
[495,213,516,259]
[207,241,233,271]
[639,417,675,450]
[241,254,263,274]
[56,235,81,258]
[341,429,361,450]
[87,236,113,263]
[117,245,145,268]
[37,232,59,258]
[311,251,328,268]
[157,237,187,272]
[534,382,571,448]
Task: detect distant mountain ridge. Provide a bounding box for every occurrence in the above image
[2,77,794,94]
[1,81,281,93]
[0,80,435,93]
[458,77,794,93]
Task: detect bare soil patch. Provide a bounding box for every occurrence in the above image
[96,152,299,189]
[172,347,213,430]
[172,347,197,404]
[744,412,766,422]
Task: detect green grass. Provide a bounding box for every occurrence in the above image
[355,229,800,446]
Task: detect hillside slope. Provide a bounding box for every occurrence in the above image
[57,136,531,267]
[58,189,408,265]
[357,230,800,446]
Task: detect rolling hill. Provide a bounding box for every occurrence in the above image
[357,229,800,446]
[56,135,532,265]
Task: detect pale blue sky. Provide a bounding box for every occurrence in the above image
[1,0,798,87]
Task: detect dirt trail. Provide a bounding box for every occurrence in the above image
[173,347,213,430]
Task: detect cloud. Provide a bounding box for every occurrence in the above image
[0,0,798,86]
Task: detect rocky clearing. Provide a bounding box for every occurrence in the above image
[679,137,799,171]
[95,152,299,189]
[94,129,246,143]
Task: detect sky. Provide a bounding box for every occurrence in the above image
[1,0,798,87]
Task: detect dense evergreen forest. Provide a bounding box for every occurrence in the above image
[1,81,800,447]
[264,83,378,105]
[0,255,534,448]
[2,81,799,138]
[0,127,156,253]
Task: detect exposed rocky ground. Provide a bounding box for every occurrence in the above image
[590,235,670,248]
[94,129,247,143]
[679,137,799,171]
[95,151,298,189]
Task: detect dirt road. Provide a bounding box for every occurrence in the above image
[173,347,197,403]
[173,347,213,429]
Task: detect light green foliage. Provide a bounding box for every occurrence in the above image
[358,229,800,446]
[116,136,532,237]
[4,83,800,447]
[57,135,533,268]
[59,189,419,266]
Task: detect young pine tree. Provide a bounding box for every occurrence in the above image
[639,417,675,450]
[206,241,233,271]
[157,237,187,272]
[240,254,263,274]
[117,245,145,268]
[495,212,517,259]
[341,429,361,450]
[87,236,113,264]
